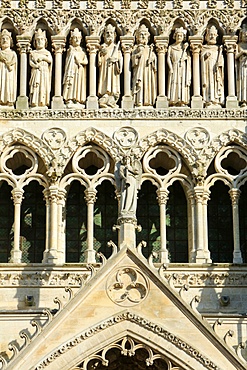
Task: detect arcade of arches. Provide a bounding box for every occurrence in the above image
[0,1,247,370]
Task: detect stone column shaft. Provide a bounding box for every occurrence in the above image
[229,189,243,263]
[120,36,135,108]
[16,36,31,109]
[154,36,169,108]
[194,187,211,263]
[86,36,100,109]
[57,189,66,263]
[51,35,66,109]
[189,36,203,108]
[10,188,24,263]
[223,35,238,108]
[157,189,169,263]
[85,189,97,263]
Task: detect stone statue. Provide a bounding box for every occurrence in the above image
[167,27,191,106]
[116,155,142,217]
[0,29,17,107]
[201,26,224,107]
[236,25,247,107]
[98,24,122,108]
[63,28,88,108]
[131,24,157,107]
[29,29,52,108]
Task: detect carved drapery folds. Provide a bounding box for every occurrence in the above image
[0,8,245,109]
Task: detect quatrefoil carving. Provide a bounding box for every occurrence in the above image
[107,267,149,307]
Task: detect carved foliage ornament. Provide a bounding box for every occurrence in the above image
[185,127,210,151]
[35,312,221,370]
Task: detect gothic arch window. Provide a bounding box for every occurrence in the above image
[166,181,188,262]
[137,181,160,259]
[0,181,14,262]
[66,180,87,262]
[21,181,46,263]
[239,182,247,262]
[208,181,233,262]
[94,180,118,260]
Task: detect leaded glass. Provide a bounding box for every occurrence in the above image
[20,181,45,263]
[0,182,14,262]
[208,181,233,262]
[66,181,87,262]
[94,181,118,260]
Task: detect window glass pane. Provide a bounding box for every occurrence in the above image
[21,181,45,263]
[66,181,87,262]
[239,183,247,262]
[0,182,14,262]
[208,181,233,262]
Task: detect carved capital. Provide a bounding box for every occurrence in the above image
[229,188,241,206]
[189,36,203,54]
[48,186,59,203]
[51,35,66,54]
[223,35,238,53]
[120,36,135,53]
[84,189,97,204]
[157,189,169,205]
[194,187,205,203]
[16,35,32,54]
[57,189,67,205]
[11,188,24,205]
[154,36,169,54]
[85,36,100,54]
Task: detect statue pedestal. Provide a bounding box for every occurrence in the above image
[16,96,29,110]
[226,96,238,108]
[121,95,134,109]
[51,96,65,109]
[191,96,203,109]
[156,96,168,108]
[118,216,139,249]
[86,96,98,109]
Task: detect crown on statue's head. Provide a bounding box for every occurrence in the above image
[137,24,149,34]
[206,25,218,36]
[104,24,115,33]
[71,28,82,38]
[34,28,46,38]
[1,29,11,38]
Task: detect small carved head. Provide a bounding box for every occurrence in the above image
[239,24,247,43]
[34,28,47,49]
[70,28,82,46]
[136,24,150,45]
[103,23,116,44]
[205,25,218,45]
[0,29,13,48]
[173,27,187,42]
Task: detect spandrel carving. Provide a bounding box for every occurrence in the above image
[98,24,123,108]
[131,24,157,107]
[63,28,88,108]
[0,29,17,107]
[29,29,52,108]
[236,24,247,107]
[201,25,224,108]
[167,27,191,106]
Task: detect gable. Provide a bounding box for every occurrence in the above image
[5,247,246,370]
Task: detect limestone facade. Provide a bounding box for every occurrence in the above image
[0,0,246,369]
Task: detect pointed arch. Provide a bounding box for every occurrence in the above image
[0,129,54,169]
[59,128,119,173]
[138,129,197,170]
[200,129,247,173]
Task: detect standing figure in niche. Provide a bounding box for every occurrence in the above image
[29,29,52,108]
[0,29,17,107]
[131,24,157,107]
[201,26,224,107]
[236,25,247,107]
[116,155,142,217]
[98,24,122,108]
[63,28,88,108]
[167,27,191,106]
